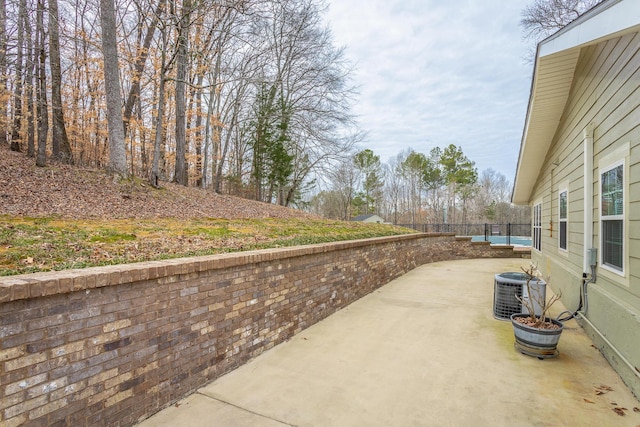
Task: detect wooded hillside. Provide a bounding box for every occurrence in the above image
[0,0,355,208]
[2,145,413,276]
[0,145,316,219]
[0,0,533,225]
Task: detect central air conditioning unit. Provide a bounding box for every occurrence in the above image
[493,272,546,320]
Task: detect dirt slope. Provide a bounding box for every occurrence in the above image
[0,147,316,220]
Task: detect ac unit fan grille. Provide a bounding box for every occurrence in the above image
[494,279,524,320]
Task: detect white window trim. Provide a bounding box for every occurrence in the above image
[598,144,629,279]
[558,186,568,253]
[532,201,542,252]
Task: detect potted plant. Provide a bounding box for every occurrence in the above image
[510,263,564,359]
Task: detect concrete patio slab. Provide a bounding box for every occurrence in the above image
[137,258,640,427]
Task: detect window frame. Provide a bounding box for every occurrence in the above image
[558,188,568,252]
[599,159,625,275]
[532,201,542,252]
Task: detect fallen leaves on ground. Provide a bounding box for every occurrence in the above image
[613,407,627,416]
[0,147,318,220]
[0,147,412,276]
[595,385,614,395]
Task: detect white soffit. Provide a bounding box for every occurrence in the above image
[512,0,640,205]
[540,0,639,58]
[512,49,580,205]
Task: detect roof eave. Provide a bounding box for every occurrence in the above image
[512,0,640,205]
[512,49,581,205]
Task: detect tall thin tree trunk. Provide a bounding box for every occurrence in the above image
[203,84,214,189]
[216,96,239,194]
[151,10,168,188]
[0,0,7,146]
[151,74,166,188]
[194,73,204,187]
[49,0,73,163]
[138,94,147,176]
[10,0,25,152]
[35,0,47,167]
[173,0,192,186]
[25,2,34,157]
[99,0,128,177]
[82,37,99,166]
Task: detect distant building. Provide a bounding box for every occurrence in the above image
[352,214,386,224]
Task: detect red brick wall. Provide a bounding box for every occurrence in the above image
[0,233,525,426]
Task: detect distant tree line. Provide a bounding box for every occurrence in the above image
[308,146,530,226]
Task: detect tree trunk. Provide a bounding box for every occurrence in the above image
[49,0,73,163]
[173,0,192,186]
[25,0,34,157]
[10,0,24,152]
[151,74,166,188]
[194,73,204,188]
[203,84,214,189]
[0,0,7,146]
[138,93,147,176]
[151,10,168,188]
[35,0,47,167]
[99,0,128,177]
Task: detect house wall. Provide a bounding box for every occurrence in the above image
[0,234,524,427]
[529,31,640,397]
[362,215,385,223]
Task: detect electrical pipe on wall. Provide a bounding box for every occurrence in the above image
[583,123,594,276]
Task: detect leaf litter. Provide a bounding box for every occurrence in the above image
[0,148,410,275]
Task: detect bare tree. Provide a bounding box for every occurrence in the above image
[0,0,7,147]
[521,0,604,43]
[99,0,128,177]
[25,1,35,158]
[0,0,359,206]
[381,159,402,224]
[333,157,358,220]
[122,0,164,138]
[10,0,25,152]
[213,54,254,194]
[246,0,357,205]
[151,0,170,188]
[173,0,193,185]
[35,0,47,167]
[49,0,73,163]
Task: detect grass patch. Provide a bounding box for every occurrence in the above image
[89,229,138,243]
[0,216,414,276]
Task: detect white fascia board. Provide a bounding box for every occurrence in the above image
[540,0,640,57]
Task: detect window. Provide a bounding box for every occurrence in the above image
[533,202,542,251]
[559,190,568,251]
[601,163,623,272]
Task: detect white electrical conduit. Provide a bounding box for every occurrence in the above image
[583,124,594,274]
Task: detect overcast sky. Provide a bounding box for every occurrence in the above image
[325,0,533,184]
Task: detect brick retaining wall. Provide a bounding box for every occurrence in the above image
[0,233,526,426]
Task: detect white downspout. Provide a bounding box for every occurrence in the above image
[583,124,594,273]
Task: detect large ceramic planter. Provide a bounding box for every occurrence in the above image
[510,313,564,359]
